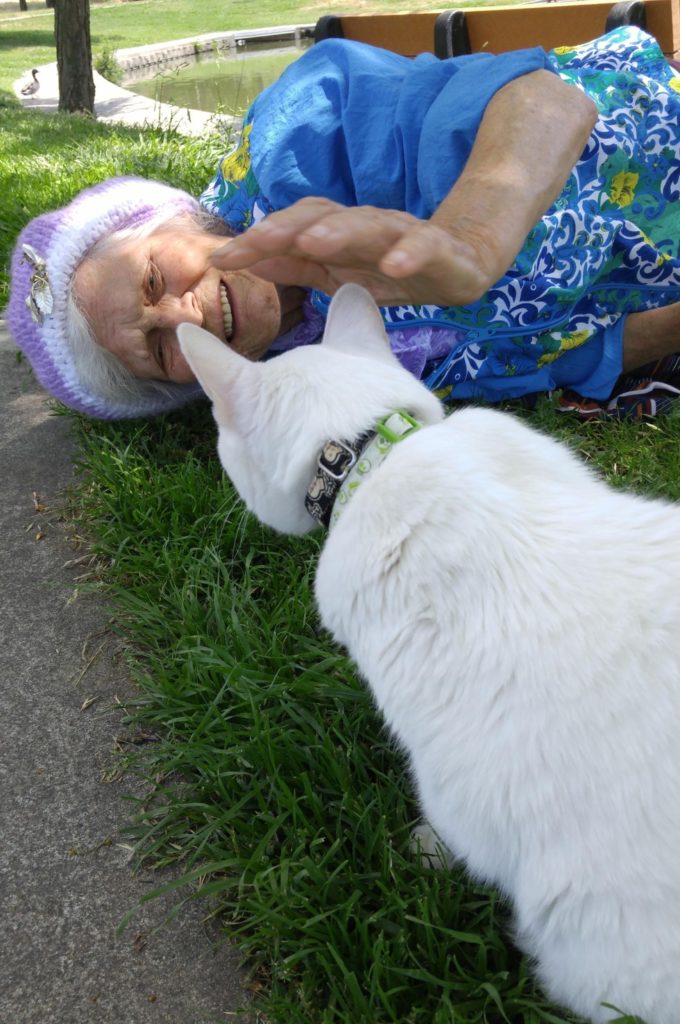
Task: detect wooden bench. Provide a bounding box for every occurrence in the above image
[314,0,680,59]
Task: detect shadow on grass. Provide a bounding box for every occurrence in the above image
[90,32,128,46]
[0,28,54,48]
[0,25,127,47]
[2,104,148,150]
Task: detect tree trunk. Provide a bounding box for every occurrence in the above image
[19,1,28,12]
[55,0,95,113]
[46,0,55,7]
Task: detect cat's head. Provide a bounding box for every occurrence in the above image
[178,283,443,535]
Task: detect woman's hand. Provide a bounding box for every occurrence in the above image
[210,196,498,307]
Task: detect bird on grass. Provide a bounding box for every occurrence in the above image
[21,69,40,96]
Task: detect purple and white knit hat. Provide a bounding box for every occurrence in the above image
[7,176,206,419]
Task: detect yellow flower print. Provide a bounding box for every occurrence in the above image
[669,77,680,93]
[538,329,593,367]
[637,228,672,265]
[608,170,639,207]
[220,123,253,183]
[553,45,577,55]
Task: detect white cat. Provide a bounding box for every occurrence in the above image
[179,284,680,1024]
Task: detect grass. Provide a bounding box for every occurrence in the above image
[65,394,671,1024]
[0,2,671,1021]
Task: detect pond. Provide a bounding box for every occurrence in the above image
[125,39,313,116]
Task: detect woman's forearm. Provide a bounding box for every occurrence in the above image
[427,69,598,289]
[622,303,680,371]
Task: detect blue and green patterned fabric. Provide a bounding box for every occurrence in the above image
[201,27,680,403]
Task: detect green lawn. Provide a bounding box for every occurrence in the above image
[0,3,668,1022]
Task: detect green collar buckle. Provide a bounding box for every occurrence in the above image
[376,410,422,444]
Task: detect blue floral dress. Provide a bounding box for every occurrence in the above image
[200,27,680,405]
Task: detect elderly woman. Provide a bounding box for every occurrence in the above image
[8,26,680,420]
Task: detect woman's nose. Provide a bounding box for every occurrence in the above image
[155,293,202,330]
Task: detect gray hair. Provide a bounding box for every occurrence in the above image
[66,207,232,410]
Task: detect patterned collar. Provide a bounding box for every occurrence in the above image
[305,411,422,529]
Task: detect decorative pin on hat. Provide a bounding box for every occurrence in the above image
[22,242,54,325]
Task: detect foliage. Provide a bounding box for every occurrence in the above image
[94,45,123,85]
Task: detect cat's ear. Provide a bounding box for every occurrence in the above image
[177,322,254,424]
[322,284,399,365]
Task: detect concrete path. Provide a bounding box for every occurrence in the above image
[14,60,230,137]
[0,321,251,1024]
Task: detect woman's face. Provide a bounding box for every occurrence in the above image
[73,224,290,383]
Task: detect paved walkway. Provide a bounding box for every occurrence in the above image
[14,60,228,137]
[0,321,251,1023]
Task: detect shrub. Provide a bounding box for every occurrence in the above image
[94,47,124,85]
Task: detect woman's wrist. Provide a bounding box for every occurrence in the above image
[429,182,530,296]
[426,70,598,295]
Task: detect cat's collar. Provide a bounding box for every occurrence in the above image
[305,410,422,529]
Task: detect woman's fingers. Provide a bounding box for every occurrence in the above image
[212,200,416,269]
[295,206,417,261]
[211,198,352,268]
[231,255,338,295]
[380,221,453,277]
[228,254,414,305]
[211,199,495,306]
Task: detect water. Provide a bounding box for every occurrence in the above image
[126,39,312,116]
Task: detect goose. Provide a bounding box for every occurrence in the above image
[21,69,40,96]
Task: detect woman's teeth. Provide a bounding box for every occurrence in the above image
[219,283,233,341]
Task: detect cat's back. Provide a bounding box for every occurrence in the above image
[318,404,680,598]
[316,404,680,708]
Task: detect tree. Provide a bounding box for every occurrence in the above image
[19,2,28,12]
[54,0,94,114]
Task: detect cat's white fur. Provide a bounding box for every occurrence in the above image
[179,284,680,1024]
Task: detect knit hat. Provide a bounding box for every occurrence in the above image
[7,176,207,419]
